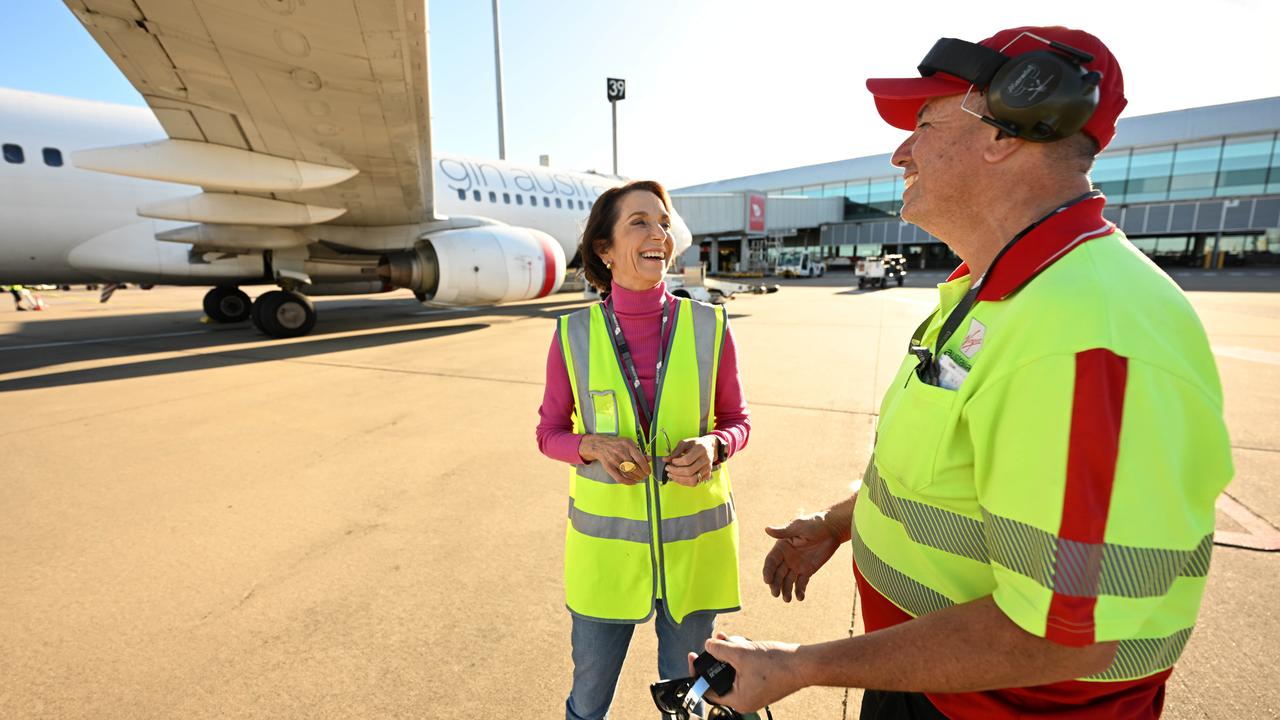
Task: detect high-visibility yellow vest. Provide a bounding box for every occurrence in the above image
[558,298,740,624]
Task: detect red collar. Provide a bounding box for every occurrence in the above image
[945,196,1115,302]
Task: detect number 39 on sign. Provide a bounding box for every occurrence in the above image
[607,78,626,102]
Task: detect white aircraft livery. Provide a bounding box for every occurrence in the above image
[0,1,692,337]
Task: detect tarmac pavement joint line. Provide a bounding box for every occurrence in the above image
[1214,493,1280,551]
[1212,346,1280,366]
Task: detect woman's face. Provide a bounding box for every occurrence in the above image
[598,190,674,291]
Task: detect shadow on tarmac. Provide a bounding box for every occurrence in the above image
[0,294,594,377]
[0,322,491,393]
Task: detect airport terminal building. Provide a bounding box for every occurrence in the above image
[672,96,1280,273]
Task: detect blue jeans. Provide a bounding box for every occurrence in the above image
[565,602,716,720]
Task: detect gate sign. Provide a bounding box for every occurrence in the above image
[607,78,626,102]
[747,193,766,233]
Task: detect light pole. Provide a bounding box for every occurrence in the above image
[606,78,625,175]
[492,0,506,160]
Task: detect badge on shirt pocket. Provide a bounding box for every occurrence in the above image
[590,390,619,436]
[874,373,959,493]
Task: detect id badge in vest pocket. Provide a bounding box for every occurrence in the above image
[590,390,620,436]
[874,371,959,493]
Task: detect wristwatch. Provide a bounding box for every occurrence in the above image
[712,435,728,465]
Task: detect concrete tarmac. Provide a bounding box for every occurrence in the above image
[1,273,1277,719]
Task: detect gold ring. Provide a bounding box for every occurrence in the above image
[619,461,637,474]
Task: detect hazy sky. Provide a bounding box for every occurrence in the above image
[3,1,1278,188]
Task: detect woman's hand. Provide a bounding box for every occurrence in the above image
[664,436,718,487]
[578,434,651,485]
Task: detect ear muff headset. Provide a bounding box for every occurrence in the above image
[917,33,1102,142]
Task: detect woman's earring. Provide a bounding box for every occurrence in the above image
[605,260,613,269]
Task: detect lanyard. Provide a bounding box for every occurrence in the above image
[600,296,673,445]
[911,190,1101,385]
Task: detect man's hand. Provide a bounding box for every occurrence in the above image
[664,436,717,487]
[577,434,650,485]
[686,633,802,713]
[762,512,842,602]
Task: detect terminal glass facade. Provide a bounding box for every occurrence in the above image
[773,132,1280,220]
[764,130,1280,268]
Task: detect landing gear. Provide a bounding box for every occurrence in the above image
[251,290,316,338]
[203,286,252,323]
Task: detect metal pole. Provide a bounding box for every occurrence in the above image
[611,100,618,175]
[491,0,506,160]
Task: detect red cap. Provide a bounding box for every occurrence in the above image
[865,26,1127,150]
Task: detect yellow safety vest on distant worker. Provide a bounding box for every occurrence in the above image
[558,298,739,624]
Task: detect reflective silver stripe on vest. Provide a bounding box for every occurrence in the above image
[662,496,736,543]
[852,527,954,617]
[863,461,987,563]
[1089,627,1192,681]
[856,525,1194,681]
[573,461,618,484]
[688,301,720,436]
[865,457,1214,600]
[568,497,650,543]
[982,511,1214,599]
[565,309,596,433]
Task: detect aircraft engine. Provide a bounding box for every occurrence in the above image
[377,225,565,304]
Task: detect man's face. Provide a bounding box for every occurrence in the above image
[891,95,991,233]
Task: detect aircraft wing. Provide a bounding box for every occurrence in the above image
[65,0,435,227]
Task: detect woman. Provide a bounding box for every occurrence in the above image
[537,180,751,720]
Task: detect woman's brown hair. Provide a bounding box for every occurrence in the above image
[579,179,673,293]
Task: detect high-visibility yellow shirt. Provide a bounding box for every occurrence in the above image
[853,196,1233,716]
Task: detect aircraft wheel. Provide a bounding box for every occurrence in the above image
[203,286,252,323]
[253,290,316,338]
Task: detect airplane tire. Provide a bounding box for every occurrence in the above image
[253,290,316,338]
[203,286,252,323]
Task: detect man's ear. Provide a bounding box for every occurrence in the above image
[983,130,1023,164]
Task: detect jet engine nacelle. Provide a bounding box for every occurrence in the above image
[378,225,565,304]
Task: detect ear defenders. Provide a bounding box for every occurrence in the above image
[917,34,1102,142]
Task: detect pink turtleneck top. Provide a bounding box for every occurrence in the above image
[537,281,751,464]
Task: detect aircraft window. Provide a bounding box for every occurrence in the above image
[503,192,511,204]
[489,191,497,202]
[555,198,562,208]
[456,188,467,200]
[528,194,536,206]
[543,197,550,207]
[3,143,23,164]
[577,200,585,210]
[516,194,523,205]
[43,148,63,167]
[473,190,481,201]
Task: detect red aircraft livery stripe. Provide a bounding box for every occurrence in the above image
[535,232,558,298]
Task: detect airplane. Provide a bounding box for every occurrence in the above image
[0,0,692,338]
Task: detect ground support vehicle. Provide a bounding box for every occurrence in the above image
[775,250,826,278]
[856,254,908,289]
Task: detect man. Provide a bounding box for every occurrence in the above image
[693,26,1233,719]
[5,284,28,311]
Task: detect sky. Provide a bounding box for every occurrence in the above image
[3,0,1279,189]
